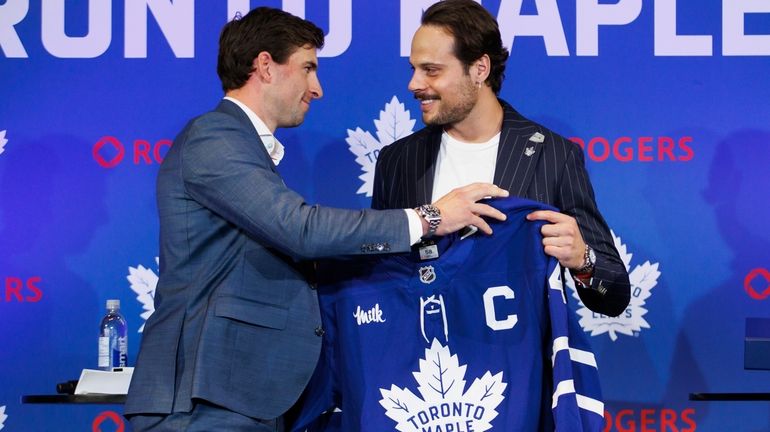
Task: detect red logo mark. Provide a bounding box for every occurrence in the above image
[3,276,43,302]
[92,411,125,432]
[93,136,171,168]
[93,136,125,168]
[744,268,770,300]
[604,408,696,432]
[569,136,694,162]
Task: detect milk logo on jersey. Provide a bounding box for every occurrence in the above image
[347,96,416,196]
[569,231,660,341]
[354,303,387,325]
[0,130,8,156]
[0,405,7,430]
[127,257,159,333]
[419,266,436,284]
[379,339,506,432]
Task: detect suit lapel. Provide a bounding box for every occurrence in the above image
[413,127,442,204]
[216,99,278,174]
[493,102,544,197]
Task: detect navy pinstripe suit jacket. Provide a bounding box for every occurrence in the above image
[372,100,630,316]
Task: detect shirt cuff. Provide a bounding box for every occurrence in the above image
[405,209,423,245]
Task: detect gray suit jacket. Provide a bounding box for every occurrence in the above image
[125,100,410,420]
[372,100,630,316]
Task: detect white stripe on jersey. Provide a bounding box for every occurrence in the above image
[551,336,598,367]
[576,394,605,417]
[552,380,605,417]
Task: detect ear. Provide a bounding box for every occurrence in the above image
[473,54,491,84]
[253,51,274,83]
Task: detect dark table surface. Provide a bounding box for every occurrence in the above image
[21,394,126,404]
[689,393,770,401]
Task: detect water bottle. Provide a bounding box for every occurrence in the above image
[98,299,128,370]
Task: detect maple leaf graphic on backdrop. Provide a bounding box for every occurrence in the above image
[346,96,415,197]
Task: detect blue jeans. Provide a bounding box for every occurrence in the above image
[128,400,283,432]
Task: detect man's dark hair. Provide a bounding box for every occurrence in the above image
[422,0,509,94]
[217,7,325,92]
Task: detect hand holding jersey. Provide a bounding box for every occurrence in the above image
[527,210,587,270]
[430,182,509,236]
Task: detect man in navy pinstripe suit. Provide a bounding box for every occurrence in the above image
[373,0,630,316]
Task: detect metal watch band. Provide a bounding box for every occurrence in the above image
[575,244,596,274]
[416,204,441,237]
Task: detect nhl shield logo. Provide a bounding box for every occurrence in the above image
[419,266,436,284]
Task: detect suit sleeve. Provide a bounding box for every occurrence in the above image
[558,144,630,317]
[180,114,410,260]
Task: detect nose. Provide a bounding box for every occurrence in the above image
[309,72,323,99]
[408,70,423,94]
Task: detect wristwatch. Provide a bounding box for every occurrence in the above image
[415,204,442,238]
[575,244,596,275]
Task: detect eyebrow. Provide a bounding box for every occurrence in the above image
[411,61,443,69]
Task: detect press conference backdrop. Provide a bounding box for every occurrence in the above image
[1,0,769,430]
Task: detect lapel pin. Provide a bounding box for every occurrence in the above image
[529,132,545,143]
[524,146,535,157]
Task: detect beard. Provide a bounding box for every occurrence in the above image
[419,79,478,126]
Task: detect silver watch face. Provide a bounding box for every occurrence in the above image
[420,205,441,222]
[588,247,596,265]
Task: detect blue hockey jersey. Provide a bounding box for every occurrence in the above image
[293,197,604,432]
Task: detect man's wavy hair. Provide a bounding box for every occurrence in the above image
[217,7,324,92]
[422,0,509,94]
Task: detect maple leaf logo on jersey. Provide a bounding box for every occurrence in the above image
[569,231,660,341]
[0,130,8,156]
[379,339,506,432]
[128,257,159,333]
[347,96,416,197]
[0,405,7,430]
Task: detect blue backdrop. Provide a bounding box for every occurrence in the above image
[2,1,769,430]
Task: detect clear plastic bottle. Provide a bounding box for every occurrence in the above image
[98,299,128,370]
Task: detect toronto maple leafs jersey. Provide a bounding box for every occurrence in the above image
[293,197,604,432]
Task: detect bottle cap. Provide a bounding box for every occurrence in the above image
[106,299,120,310]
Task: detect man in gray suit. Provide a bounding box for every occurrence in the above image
[373,0,630,316]
[124,6,508,432]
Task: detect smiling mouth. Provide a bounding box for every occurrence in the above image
[415,93,439,102]
[414,94,439,111]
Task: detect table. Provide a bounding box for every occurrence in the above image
[689,393,770,401]
[21,394,126,404]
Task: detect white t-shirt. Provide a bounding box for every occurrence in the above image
[431,130,500,201]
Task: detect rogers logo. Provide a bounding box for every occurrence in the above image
[745,268,770,300]
[92,411,125,432]
[569,136,694,162]
[2,276,42,302]
[604,408,696,432]
[92,136,171,168]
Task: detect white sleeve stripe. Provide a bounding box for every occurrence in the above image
[552,336,570,365]
[552,336,598,367]
[576,394,605,417]
[552,380,605,417]
[569,347,598,368]
[552,379,575,408]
